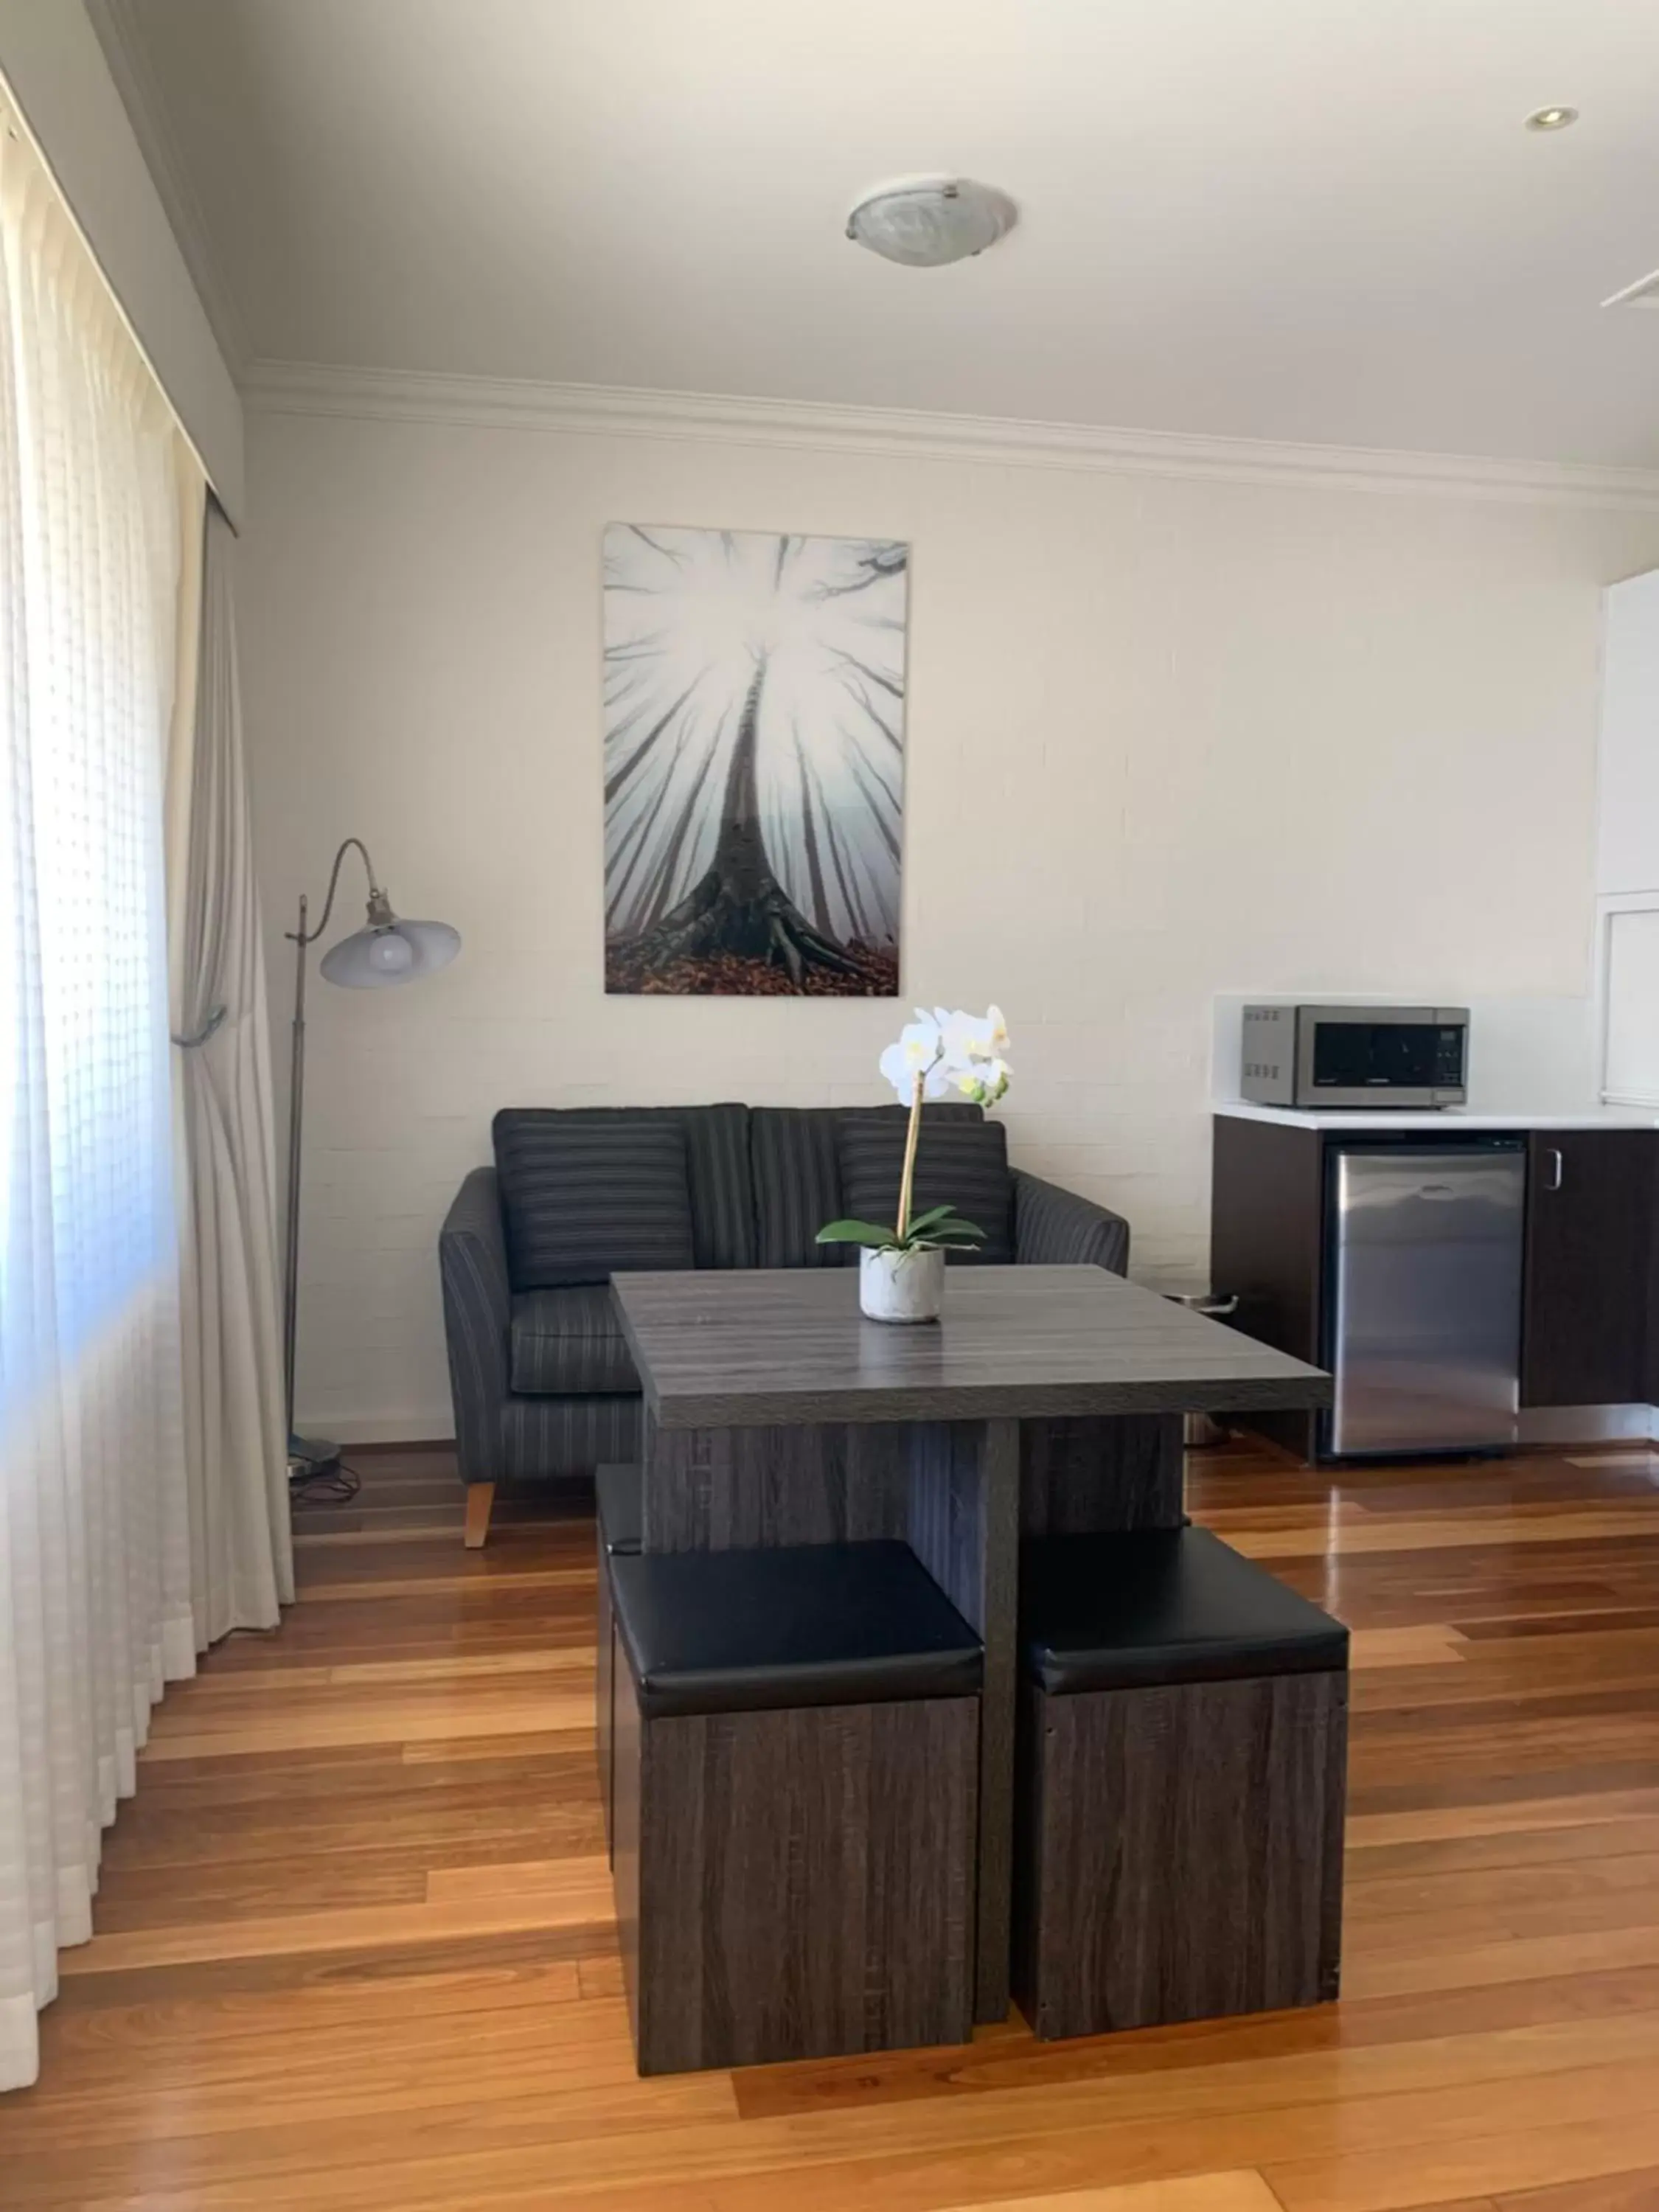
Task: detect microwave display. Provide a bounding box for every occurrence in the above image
[1312,1022,1467,1093]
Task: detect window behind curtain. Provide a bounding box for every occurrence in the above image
[0,97,195,2095]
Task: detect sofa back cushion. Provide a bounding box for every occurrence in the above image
[749,1104,987,1269]
[494,1119,695,1290]
[493,1105,754,1281]
[750,1108,855,1269]
[837,1116,1015,1264]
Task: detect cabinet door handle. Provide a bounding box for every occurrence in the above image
[1543,1147,1564,1193]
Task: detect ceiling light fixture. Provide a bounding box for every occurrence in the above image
[846,177,1017,268]
[1525,105,1579,131]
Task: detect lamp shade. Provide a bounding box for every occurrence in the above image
[320,917,461,990]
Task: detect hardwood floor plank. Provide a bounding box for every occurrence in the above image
[730,1969,1659,2120]
[46,2053,1657,2212]
[44,1927,613,2014]
[291,1568,591,1602]
[933,2177,1286,2212]
[136,1693,594,1761]
[1347,1849,1659,1922]
[1348,1787,1659,1847]
[56,1859,614,1973]
[1494,2171,1659,2209]
[1349,1625,1470,1669]
[1343,1921,1659,2000]
[1346,1816,1659,1880]
[4,1443,1659,2210]
[1226,1512,1659,1561]
[18,2010,1659,2199]
[1265,2110,1659,2212]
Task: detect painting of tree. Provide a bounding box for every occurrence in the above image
[603,524,906,995]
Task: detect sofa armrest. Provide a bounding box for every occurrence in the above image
[1012,1169,1130,1276]
[440,1166,512,1486]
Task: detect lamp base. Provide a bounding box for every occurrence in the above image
[288,1432,341,1481]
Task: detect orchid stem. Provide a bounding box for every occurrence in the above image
[896,1067,925,1244]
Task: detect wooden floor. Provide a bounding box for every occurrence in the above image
[5,1441,1659,2211]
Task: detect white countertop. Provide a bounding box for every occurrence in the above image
[1215,1102,1659,1133]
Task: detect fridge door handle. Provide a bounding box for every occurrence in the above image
[1542,1147,1564,1194]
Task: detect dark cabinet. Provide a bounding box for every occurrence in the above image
[1208,1116,1327,1463]
[1520,1130,1655,1408]
[1212,1116,1659,1458]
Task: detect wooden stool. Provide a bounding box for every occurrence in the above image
[594,1463,641,1864]
[610,1540,983,2074]
[1013,1526,1348,2041]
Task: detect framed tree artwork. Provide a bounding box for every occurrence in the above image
[602,524,906,995]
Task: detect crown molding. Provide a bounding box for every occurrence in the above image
[241,358,1659,512]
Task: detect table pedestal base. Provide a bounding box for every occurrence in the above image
[639,1409,1183,2023]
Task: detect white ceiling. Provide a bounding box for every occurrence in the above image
[92,0,1659,467]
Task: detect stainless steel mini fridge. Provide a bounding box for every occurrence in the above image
[1326,1141,1526,1455]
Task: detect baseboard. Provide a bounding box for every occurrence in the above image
[1517,1404,1658,1445]
[307,1411,458,1447]
[337,1437,458,1455]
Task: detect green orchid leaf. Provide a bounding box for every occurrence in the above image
[901,1203,959,1236]
[926,1216,986,1241]
[815,1219,901,1248]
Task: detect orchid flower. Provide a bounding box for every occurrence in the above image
[951,1056,1012,1107]
[878,1012,954,1105]
[818,1003,1015,1253]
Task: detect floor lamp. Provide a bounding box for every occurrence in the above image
[285,837,461,1476]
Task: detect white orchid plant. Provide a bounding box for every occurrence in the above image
[816,1006,1012,1256]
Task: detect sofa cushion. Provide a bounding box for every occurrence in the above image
[494,1105,753,1273]
[510,1287,641,1394]
[751,1104,985,1268]
[495,1120,694,1290]
[837,1116,1015,1264]
[750,1108,855,1269]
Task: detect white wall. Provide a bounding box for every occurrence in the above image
[237,394,1659,1440]
[0,0,241,515]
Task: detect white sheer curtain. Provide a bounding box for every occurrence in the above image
[0,114,198,2092]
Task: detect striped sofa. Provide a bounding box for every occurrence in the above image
[439,1102,1130,1546]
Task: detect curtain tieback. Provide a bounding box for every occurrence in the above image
[172,1004,227,1049]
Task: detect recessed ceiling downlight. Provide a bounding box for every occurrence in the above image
[1525,105,1579,131]
[846,177,1017,268]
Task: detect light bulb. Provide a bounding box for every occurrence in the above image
[366,929,414,975]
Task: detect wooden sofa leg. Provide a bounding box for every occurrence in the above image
[464,1482,496,1549]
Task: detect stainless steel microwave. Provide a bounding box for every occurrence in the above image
[1240,1005,1469,1109]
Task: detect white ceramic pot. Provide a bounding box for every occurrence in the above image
[859,1245,946,1324]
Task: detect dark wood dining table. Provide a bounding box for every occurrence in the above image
[612,1263,1331,2023]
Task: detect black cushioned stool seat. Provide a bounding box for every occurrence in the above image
[609,1540,983,2075]
[1013,1525,1349,2044]
[611,1540,982,1717]
[594,1464,643,1870]
[1023,1525,1349,1694]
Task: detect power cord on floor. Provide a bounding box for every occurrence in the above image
[288,1458,362,1506]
